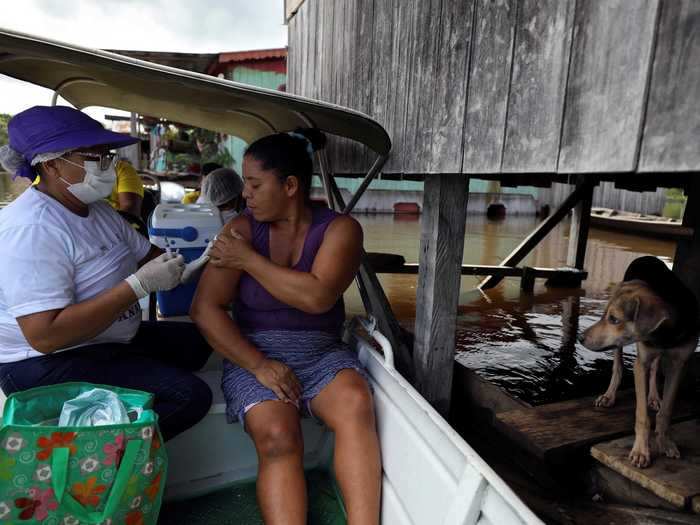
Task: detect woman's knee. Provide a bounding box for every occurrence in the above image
[327,380,375,430]
[250,420,303,460]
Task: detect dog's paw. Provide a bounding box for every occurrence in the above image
[647,394,662,411]
[629,444,652,468]
[595,394,616,408]
[656,435,681,459]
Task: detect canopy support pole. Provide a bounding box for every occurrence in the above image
[317,150,337,209]
[50,77,105,106]
[343,154,388,214]
[316,150,414,378]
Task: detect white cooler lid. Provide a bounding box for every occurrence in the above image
[149,203,223,249]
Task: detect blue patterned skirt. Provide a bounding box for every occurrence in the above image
[221,330,369,424]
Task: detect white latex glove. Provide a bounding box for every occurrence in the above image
[125,252,186,299]
[180,240,215,284]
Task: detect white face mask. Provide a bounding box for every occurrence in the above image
[59,159,116,205]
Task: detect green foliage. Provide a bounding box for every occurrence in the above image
[0,113,10,146]
[663,187,687,219]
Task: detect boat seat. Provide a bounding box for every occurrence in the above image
[195,369,227,415]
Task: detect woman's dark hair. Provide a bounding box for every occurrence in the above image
[244,127,326,201]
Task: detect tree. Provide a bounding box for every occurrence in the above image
[0,114,10,146]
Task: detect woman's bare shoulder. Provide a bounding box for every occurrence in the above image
[325,213,363,242]
[222,213,252,241]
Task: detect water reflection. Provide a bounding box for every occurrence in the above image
[352,212,675,406]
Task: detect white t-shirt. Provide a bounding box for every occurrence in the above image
[0,188,151,363]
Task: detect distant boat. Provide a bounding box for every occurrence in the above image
[590,207,691,240]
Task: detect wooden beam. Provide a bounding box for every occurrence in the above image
[376,263,587,283]
[414,174,470,416]
[566,179,594,269]
[479,180,594,290]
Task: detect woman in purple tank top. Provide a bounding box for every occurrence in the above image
[191,129,380,525]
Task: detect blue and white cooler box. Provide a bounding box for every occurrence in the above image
[148,203,223,316]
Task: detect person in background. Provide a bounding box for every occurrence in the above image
[182,161,222,204]
[191,129,380,525]
[0,106,213,441]
[107,158,143,217]
[199,167,244,223]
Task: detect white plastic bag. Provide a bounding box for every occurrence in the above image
[58,388,130,427]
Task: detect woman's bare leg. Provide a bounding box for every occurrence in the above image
[245,400,306,525]
[311,369,381,525]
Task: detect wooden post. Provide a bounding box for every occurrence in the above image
[121,112,141,169]
[521,267,536,293]
[414,174,469,416]
[560,295,581,352]
[674,179,700,304]
[566,179,594,269]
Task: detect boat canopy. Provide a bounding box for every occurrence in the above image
[0,28,391,156]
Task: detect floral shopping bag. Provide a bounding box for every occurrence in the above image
[0,383,167,524]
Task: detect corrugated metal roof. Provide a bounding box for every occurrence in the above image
[217,48,287,64]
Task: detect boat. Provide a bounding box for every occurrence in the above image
[590,207,691,240]
[0,28,543,524]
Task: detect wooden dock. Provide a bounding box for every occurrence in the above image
[493,389,700,466]
[591,420,700,513]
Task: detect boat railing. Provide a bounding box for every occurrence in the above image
[358,316,395,370]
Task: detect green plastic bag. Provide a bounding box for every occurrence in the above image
[0,382,167,524]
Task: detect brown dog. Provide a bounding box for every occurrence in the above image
[579,256,698,468]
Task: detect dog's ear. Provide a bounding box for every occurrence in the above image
[622,296,641,321]
[635,296,671,337]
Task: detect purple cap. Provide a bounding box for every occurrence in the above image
[8,106,139,180]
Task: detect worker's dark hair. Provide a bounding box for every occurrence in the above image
[244,128,326,201]
[201,162,223,176]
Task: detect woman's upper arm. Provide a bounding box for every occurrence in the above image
[191,214,251,311]
[310,215,363,296]
[192,264,242,310]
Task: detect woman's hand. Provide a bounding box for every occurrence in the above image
[251,358,302,405]
[209,229,256,270]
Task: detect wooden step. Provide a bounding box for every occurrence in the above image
[493,389,700,465]
[591,420,700,512]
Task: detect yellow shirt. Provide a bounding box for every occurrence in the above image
[108,160,144,209]
[182,190,200,204]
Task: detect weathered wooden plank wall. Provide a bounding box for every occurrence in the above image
[502,0,574,173]
[558,0,659,172]
[287,0,698,176]
[639,0,700,172]
[462,0,517,174]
